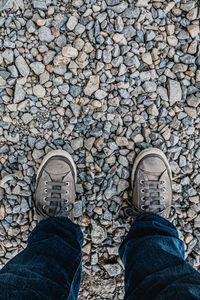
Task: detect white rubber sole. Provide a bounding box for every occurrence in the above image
[131,147,172,188]
[36,149,77,183]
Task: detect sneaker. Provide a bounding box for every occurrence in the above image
[128,147,174,220]
[34,150,77,221]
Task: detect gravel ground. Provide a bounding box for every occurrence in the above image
[0,0,200,298]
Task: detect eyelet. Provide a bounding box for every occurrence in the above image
[141,205,145,210]
[45,181,48,185]
[162,196,165,200]
[65,190,69,195]
[141,189,145,193]
[140,180,144,185]
[43,205,46,210]
[161,180,165,184]
[44,189,48,194]
[66,182,69,186]
[141,197,145,201]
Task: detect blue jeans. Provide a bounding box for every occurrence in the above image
[0,214,199,299]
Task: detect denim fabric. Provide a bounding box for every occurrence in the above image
[0,214,200,299]
[119,213,200,300]
[0,217,83,300]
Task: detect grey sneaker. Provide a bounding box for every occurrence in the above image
[34,150,77,221]
[128,147,175,220]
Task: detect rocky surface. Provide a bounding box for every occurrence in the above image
[0,0,200,299]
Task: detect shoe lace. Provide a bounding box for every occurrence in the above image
[125,179,176,219]
[43,181,73,215]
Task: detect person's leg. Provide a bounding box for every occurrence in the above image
[0,216,83,300]
[0,149,83,299]
[120,147,200,299]
[119,213,200,300]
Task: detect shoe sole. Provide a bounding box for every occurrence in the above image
[36,149,77,183]
[131,147,172,189]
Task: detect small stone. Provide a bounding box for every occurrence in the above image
[172,64,188,73]
[32,149,44,160]
[104,264,122,277]
[186,95,200,107]
[164,2,175,14]
[135,0,149,7]
[70,103,81,117]
[84,137,95,151]
[109,2,128,13]
[36,19,46,26]
[56,107,65,116]
[33,84,46,98]
[35,140,46,150]
[21,113,33,124]
[133,134,144,143]
[2,49,13,64]
[103,50,112,63]
[140,71,151,82]
[184,107,197,118]
[0,205,5,220]
[196,70,200,82]
[162,128,171,141]
[30,62,45,75]
[166,24,175,35]
[194,215,200,228]
[117,179,129,193]
[38,26,54,42]
[84,75,99,96]
[189,196,199,204]
[14,84,26,104]
[67,16,78,31]
[112,33,127,46]
[179,155,186,167]
[142,53,152,65]
[27,20,36,33]
[167,36,178,47]
[180,54,195,65]
[95,90,108,100]
[194,174,200,185]
[32,0,47,10]
[69,85,82,97]
[15,55,30,77]
[40,71,50,84]
[62,45,78,59]
[71,138,83,150]
[157,86,168,101]
[186,7,198,21]
[168,80,182,105]
[143,81,157,93]
[187,25,199,38]
[112,56,123,67]
[181,2,195,12]
[147,104,159,116]
[124,56,135,67]
[188,40,198,54]
[74,200,82,218]
[91,221,107,244]
[0,76,6,86]
[115,137,129,147]
[115,16,124,32]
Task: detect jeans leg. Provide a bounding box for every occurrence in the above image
[0,216,83,300]
[119,213,200,300]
